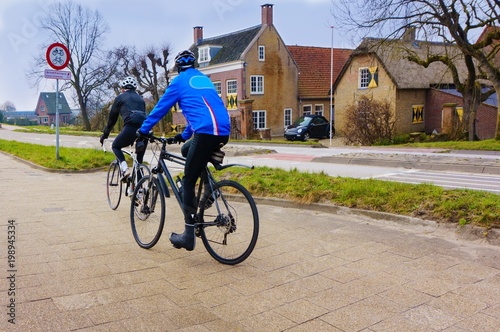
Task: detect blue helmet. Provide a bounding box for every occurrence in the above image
[175,50,196,72]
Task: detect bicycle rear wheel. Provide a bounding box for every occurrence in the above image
[198,180,259,265]
[130,176,165,249]
[106,160,122,210]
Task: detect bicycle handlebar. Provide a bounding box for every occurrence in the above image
[147,134,254,170]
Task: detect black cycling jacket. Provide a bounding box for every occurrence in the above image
[103,89,146,136]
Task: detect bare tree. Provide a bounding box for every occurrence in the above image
[1,101,16,112]
[332,0,500,140]
[28,1,118,131]
[111,44,172,133]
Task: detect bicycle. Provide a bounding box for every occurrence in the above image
[130,134,259,265]
[103,139,150,210]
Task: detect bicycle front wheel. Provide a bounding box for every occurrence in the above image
[106,160,122,210]
[198,180,259,265]
[130,176,165,249]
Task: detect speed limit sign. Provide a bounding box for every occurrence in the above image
[46,43,70,70]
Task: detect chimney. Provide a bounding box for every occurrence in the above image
[261,4,273,26]
[194,26,203,44]
[402,26,416,42]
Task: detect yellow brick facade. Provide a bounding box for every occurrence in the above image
[243,26,299,136]
[334,54,426,135]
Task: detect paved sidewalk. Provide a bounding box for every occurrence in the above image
[1,152,500,331]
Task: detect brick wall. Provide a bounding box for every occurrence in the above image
[426,89,497,139]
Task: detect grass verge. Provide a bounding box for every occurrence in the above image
[1,137,499,229]
[0,139,115,170]
[216,166,500,229]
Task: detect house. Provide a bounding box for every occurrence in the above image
[333,35,498,139]
[35,92,72,126]
[287,45,352,126]
[181,4,299,138]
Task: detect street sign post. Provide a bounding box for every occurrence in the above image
[45,42,70,160]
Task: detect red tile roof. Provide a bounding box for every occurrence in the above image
[287,45,352,98]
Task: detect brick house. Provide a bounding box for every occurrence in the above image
[287,45,352,127]
[35,92,72,126]
[333,36,498,139]
[178,4,299,138]
[426,89,497,140]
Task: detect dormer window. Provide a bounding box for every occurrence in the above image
[198,47,210,64]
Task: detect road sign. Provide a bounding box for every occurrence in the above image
[46,43,70,70]
[44,69,71,80]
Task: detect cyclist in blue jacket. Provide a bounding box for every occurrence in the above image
[137,50,230,251]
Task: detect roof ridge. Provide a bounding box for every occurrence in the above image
[201,24,261,42]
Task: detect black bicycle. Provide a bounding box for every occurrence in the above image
[130,134,259,265]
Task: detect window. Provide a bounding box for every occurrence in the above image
[250,75,264,94]
[359,66,378,89]
[284,108,292,127]
[359,68,370,88]
[199,47,210,63]
[456,106,464,123]
[226,80,237,94]
[213,81,222,96]
[226,80,237,110]
[258,45,265,61]
[252,110,266,129]
[314,104,324,116]
[303,105,312,115]
[412,105,424,123]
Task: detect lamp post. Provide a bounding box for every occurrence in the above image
[329,26,334,146]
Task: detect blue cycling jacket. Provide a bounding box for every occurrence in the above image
[140,67,230,140]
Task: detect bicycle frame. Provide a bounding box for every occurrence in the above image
[147,136,252,222]
[104,139,149,197]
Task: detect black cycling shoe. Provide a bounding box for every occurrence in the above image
[170,224,195,251]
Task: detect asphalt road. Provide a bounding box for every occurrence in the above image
[1,125,499,194]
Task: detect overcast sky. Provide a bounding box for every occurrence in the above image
[0,0,356,111]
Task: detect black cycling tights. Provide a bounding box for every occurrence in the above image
[112,125,146,163]
[182,133,229,223]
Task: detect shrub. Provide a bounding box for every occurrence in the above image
[342,96,396,146]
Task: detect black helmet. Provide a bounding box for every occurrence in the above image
[175,50,196,72]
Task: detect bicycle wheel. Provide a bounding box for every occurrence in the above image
[106,160,122,210]
[130,176,165,249]
[198,180,259,265]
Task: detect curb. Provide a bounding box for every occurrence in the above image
[3,150,499,246]
[253,196,500,246]
[0,151,106,173]
[312,156,500,175]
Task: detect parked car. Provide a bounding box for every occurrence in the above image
[284,114,334,141]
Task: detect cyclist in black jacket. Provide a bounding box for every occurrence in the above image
[100,76,147,179]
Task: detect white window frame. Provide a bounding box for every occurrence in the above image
[252,110,266,129]
[314,104,324,116]
[258,45,265,61]
[284,108,292,127]
[250,75,264,94]
[213,81,222,96]
[198,47,210,63]
[359,67,370,89]
[226,80,237,94]
[303,105,312,115]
